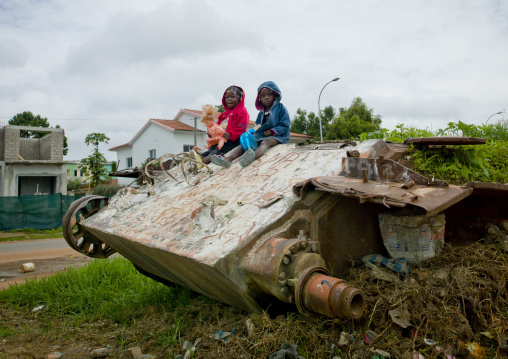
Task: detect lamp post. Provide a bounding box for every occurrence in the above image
[486,111,502,125]
[318,77,340,141]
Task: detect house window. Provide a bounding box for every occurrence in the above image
[183,145,193,152]
[67,170,70,177]
[74,170,79,177]
[149,149,156,159]
[126,157,133,167]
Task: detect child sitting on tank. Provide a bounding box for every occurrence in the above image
[211,81,290,168]
[199,85,250,164]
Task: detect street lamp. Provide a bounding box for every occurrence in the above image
[318,77,340,141]
[485,111,502,125]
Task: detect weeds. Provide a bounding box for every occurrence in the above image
[92,183,125,197]
[0,257,183,324]
[0,227,63,242]
[360,119,508,184]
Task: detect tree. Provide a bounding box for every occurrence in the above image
[290,106,336,141]
[79,133,111,187]
[9,111,69,155]
[215,104,225,113]
[326,97,382,140]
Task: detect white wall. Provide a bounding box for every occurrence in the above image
[114,122,207,171]
[116,147,133,170]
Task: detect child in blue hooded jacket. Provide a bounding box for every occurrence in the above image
[211,81,290,168]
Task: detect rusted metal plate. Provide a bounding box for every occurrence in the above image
[293,176,472,217]
[404,137,486,146]
[340,157,449,187]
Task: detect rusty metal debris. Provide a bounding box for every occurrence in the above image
[404,136,486,146]
[62,139,499,320]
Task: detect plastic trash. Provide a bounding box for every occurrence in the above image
[378,212,445,263]
[362,254,410,273]
[388,308,412,328]
[465,342,486,359]
[268,340,304,359]
[209,328,237,343]
[19,262,35,273]
[364,330,378,344]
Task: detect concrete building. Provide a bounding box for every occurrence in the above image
[66,161,117,184]
[0,125,67,196]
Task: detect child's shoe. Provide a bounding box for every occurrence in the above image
[239,149,255,167]
[210,155,232,168]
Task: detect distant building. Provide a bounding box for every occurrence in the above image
[0,125,67,196]
[109,108,312,173]
[66,161,117,185]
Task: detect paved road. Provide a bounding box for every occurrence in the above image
[0,238,91,290]
[0,238,70,254]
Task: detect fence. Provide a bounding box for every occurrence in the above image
[0,194,83,230]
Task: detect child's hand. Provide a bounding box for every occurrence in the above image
[223,132,230,141]
[264,130,275,137]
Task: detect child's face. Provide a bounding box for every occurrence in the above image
[225,91,240,109]
[259,88,275,109]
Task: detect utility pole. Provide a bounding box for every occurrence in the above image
[194,117,197,147]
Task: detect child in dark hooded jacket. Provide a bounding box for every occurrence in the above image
[200,85,249,164]
[211,81,290,167]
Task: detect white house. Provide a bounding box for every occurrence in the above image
[109,108,312,175]
[109,109,211,172]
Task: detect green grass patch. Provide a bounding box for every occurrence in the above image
[0,227,64,242]
[0,325,16,338]
[0,257,188,325]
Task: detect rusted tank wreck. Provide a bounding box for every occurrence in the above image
[63,139,498,320]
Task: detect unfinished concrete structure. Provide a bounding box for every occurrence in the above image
[0,125,67,196]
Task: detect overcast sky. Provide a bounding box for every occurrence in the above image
[1,0,507,161]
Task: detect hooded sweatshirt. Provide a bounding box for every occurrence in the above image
[217,86,250,142]
[254,81,290,144]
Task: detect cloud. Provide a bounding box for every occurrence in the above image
[1,0,508,162]
[0,41,27,68]
[63,0,260,75]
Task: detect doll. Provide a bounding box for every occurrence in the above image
[201,105,225,150]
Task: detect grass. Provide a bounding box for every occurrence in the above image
[0,227,64,242]
[0,257,186,323]
[1,245,506,358]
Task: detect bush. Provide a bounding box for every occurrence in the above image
[359,119,508,185]
[92,184,124,197]
[67,178,84,192]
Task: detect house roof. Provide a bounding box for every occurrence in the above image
[109,117,205,151]
[151,119,203,132]
[173,108,219,121]
[289,132,312,139]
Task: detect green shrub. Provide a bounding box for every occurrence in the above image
[359,119,508,185]
[67,178,84,192]
[92,184,124,197]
